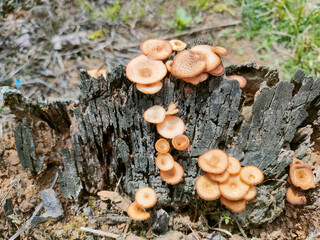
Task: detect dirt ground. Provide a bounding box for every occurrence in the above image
[0,1,319,239]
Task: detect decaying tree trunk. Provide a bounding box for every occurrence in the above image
[1,53,319,227]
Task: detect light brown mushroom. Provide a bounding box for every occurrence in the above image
[190,45,221,72]
[127,201,151,221]
[207,170,230,183]
[140,39,173,60]
[286,186,307,205]
[183,72,209,85]
[228,75,247,89]
[143,105,166,124]
[126,55,167,84]
[198,149,229,174]
[196,174,220,200]
[211,46,228,56]
[165,60,173,72]
[244,185,257,201]
[208,63,224,76]
[156,116,185,139]
[136,81,163,95]
[155,153,175,171]
[220,196,247,213]
[172,134,190,151]
[155,138,170,153]
[87,69,107,79]
[219,174,250,200]
[227,156,241,175]
[166,103,180,115]
[160,161,184,185]
[169,39,187,51]
[289,158,315,190]
[240,166,264,185]
[135,187,157,208]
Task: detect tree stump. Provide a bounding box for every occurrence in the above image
[1,58,319,227]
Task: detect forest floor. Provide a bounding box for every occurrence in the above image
[0,0,320,239]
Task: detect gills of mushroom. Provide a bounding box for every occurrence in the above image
[220,196,247,213]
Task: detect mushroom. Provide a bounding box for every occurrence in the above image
[143,105,166,124]
[155,138,170,153]
[211,46,228,56]
[289,158,315,190]
[156,116,185,139]
[227,75,247,89]
[126,55,167,84]
[190,45,221,72]
[160,161,184,184]
[169,39,187,51]
[227,156,241,175]
[87,69,107,79]
[171,50,206,79]
[196,174,221,200]
[172,134,190,151]
[243,185,257,201]
[286,186,307,205]
[198,149,229,174]
[219,175,250,200]
[207,170,230,183]
[240,166,264,185]
[135,187,157,208]
[136,81,163,94]
[165,60,173,72]
[140,39,173,60]
[166,103,179,115]
[183,72,209,85]
[127,201,151,221]
[208,63,224,76]
[155,153,175,171]
[220,196,247,213]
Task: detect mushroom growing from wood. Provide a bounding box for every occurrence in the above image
[190,45,221,72]
[136,81,163,94]
[127,202,151,221]
[198,149,229,174]
[140,39,173,60]
[196,174,221,200]
[135,187,157,208]
[155,153,175,171]
[169,39,187,51]
[220,196,247,213]
[228,75,247,89]
[183,72,209,85]
[211,46,228,56]
[286,186,307,205]
[219,174,250,200]
[155,138,170,153]
[244,185,257,201]
[143,105,166,124]
[165,103,179,115]
[156,116,185,139]
[227,156,241,175]
[208,63,224,76]
[207,170,230,183]
[160,161,184,184]
[240,166,264,185]
[172,134,190,151]
[289,158,315,190]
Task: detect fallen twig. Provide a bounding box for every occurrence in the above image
[230,213,248,240]
[79,227,119,239]
[212,228,235,240]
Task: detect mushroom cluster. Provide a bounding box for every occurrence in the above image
[127,187,157,221]
[196,149,264,212]
[286,157,315,205]
[227,75,247,89]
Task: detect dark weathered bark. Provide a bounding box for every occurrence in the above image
[1,55,319,227]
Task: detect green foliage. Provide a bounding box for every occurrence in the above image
[222,211,231,224]
[87,29,108,40]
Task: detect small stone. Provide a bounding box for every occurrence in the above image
[152,209,169,235]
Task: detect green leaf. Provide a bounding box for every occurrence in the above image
[175,7,192,26]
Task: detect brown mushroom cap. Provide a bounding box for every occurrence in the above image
[135,187,157,208]
[140,39,173,60]
[198,149,229,174]
[156,116,185,139]
[143,105,166,124]
[155,138,170,153]
[219,174,250,200]
[87,69,107,79]
[207,170,230,183]
[220,196,247,213]
[136,81,163,95]
[190,45,221,72]
[127,201,151,221]
[166,103,179,115]
[172,134,190,151]
[196,174,221,200]
[126,55,167,84]
[169,39,187,51]
[227,156,241,175]
[208,63,224,76]
[155,153,175,171]
[228,75,247,89]
[165,60,173,72]
[286,186,307,205]
[171,50,206,79]
[211,46,228,56]
[289,160,315,190]
[240,166,264,185]
[183,72,209,85]
[244,185,257,201]
[160,161,184,184]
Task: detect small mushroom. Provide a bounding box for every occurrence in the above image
[220,196,247,213]
[135,187,157,208]
[136,81,163,94]
[169,39,187,51]
[155,153,175,171]
[190,45,221,72]
[208,63,224,76]
[126,55,167,84]
[155,138,170,153]
[219,175,250,200]
[171,50,206,79]
[228,75,247,89]
[211,46,228,56]
[140,39,173,60]
[143,105,166,124]
[172,134,190,150]
[198,149,229,174]
[244,185,257,201]
[160,161,184,184]
[166,103,179,115]
[286,186,307,205]
[240,166,264,185]
[207,170,230,183]
[87,69,107,79]
[156,116,185,139]
[127,201,151,221]
[227,156,241,175]
[196,174,221,200]
[165,60,173,72]
[289,158,315,190]
[183,72,209,85]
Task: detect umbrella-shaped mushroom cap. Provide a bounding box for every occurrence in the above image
[196,174,221,200]
[240,166,264,185]
[155,153,175,171]
[166,103,179,115]
[208,63,224,76]
[160,161,184,185]
[286,186,307,205]
[165,60,173,72]
[140,39,173,60]
[227,156,241,175]
[220,196,247,213]
[211,46,228,56]
[190,45,221,72]
[156,116,185,139]
[244,185,257,201]
[169,39,187,51]
[155,138,170,153]
[289,160,315,190]
[127,201,151,221]
[126,55,167,84]
[171,50,206,79]
[228,75,247,89]
[87,69,107,79]
[135,187,157,208]
[143,105,166,124]
[219,174,250,200]
[207,170,230,183]
[172,134,190,151]
[183,72,209,85]
[198,149,229,174]
[136,81,163,94]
